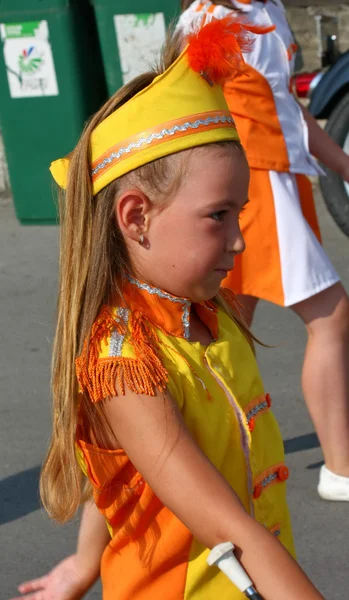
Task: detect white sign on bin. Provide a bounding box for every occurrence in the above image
[0,20,59,98]
[114,13,166,85]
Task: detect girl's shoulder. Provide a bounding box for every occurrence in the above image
[75,287,252,404]
[75,304,169,404]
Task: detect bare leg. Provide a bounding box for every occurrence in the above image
[291,282,349,477]
[236,294,259,327]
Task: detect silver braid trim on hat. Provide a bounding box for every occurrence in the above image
[91,115,235,177]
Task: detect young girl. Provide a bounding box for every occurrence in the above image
[178,0,349,502]
[13,19,325,600]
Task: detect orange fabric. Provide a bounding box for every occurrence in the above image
[270,522,281,536]
[254,463,289,488]
[244,392,271,423]
[296,174,322,244]
[121,279,219,340]
[77,440,192,600]
[101,528,192,600]
[224,63,290,171]
[253,463,289,499]
[223,171,323,305]
[195,2,216,13]
[223,168,285,305]
[287,42,298,62]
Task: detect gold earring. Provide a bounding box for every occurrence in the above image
[139,234,145,245]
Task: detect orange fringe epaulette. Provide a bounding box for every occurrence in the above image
[76,307,169,403]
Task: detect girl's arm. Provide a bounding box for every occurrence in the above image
[103,387,325,600]
[75,498,110,585]
[299,102,349,182]
[12,500,110,600]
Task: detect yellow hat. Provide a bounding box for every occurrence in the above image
[50,17,255,196]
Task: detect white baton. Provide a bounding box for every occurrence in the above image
[207,542,264,599]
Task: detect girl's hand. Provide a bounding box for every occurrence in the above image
[10,554,92,600]
[11,502,109,600]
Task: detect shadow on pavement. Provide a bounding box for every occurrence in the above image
[0,466,41,525]
[0,434,321,526]
[306,460,324,470]
[284,432,320,454]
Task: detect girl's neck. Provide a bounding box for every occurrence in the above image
[189,305,214,346]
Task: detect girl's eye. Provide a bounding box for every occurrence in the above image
[210,210,227,222]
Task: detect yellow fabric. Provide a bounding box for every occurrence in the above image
[49,47,239,196]
[154,309,295,599]
[75,443,88,477]
[91,296,295,597]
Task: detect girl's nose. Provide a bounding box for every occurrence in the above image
[227,231,246,256]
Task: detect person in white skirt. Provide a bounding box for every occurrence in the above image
[178,0,349,501]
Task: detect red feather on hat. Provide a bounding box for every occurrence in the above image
[186,15,275,86]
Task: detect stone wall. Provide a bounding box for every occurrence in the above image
[286,3,349,72]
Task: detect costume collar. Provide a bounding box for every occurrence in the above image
[121,276,219,341]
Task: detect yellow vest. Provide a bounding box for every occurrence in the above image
[76,278,295,599]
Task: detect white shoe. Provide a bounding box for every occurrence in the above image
[318,465,349,501]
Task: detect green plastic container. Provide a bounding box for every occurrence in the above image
[0,0,107,224]
[90,0,180,96]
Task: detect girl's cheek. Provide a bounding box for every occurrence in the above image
[201,221,224,237]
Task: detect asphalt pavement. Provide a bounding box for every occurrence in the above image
[1,183,348,599]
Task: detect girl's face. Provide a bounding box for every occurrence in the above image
[131,145,249,303]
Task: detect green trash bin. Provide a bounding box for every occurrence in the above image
[0,0,107,224]
[90,0,180,97]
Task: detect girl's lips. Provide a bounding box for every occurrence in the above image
[215,269,229,278]
[215,266,233,275]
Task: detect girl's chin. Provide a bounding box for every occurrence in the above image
[214,269,228,279]
[160,277,223,303]
[191,282,223,303]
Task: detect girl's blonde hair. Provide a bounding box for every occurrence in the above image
[40,32,253,524]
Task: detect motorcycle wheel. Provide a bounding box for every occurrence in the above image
[319,90,349,237]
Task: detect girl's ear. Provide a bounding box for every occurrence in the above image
[116,189,152,242]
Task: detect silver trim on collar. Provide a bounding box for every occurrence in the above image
[127,276,191,339]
